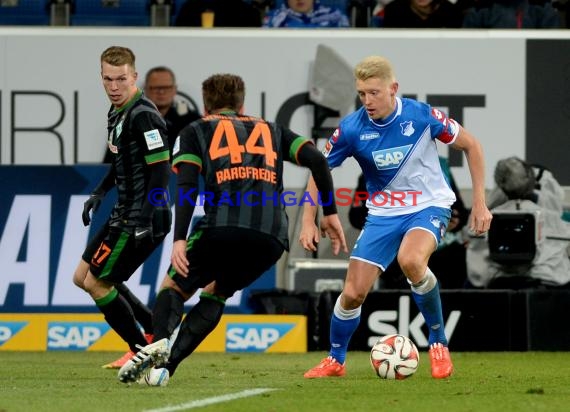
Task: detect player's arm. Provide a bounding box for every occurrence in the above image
[450,125,492,235]
[82,163,116,226]
[296,142,347,255]
[173,162,199,242]
[430,105,491,235]
[277,127,322,252]
[139,159,170,229]
[170,162,200,276]
[136,112,171,241]
[170,130,202,276]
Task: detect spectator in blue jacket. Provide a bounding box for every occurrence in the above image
[263,0,350,27]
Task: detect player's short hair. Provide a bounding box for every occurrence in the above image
[145,66,177,86]
[101,46,136,70]
[354,56,396,83]
[202,74,245,113]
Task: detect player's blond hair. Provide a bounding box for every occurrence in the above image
[354,56,396,83]
[100,46,136,70]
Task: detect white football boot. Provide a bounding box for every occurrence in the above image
[118,338,170,383]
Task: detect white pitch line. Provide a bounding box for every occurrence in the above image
[142,388,278,412]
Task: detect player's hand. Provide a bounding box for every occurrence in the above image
[171,239,189,277]
[299,220,320,252]
[134,225,153,248]
[320,214,348,256]
[82,191,104,226]
[469,202,493,236]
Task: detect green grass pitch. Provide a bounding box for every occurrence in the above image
[1,351,570,412]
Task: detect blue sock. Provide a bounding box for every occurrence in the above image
[411,269,448,346]
[329,296,361,364]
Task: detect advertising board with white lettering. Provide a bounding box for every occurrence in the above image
[0,166,275,313]
[317,290,525,352]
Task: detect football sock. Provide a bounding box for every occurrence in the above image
[329,295,361,365]
[115,282,153,335]
[410,268,448,346]
[95,288,147,352]
[166,292,225,376]
[152,288,185,341]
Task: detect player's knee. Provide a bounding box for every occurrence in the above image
[398,254,426,280]
[72,272,85,290]
[341,289,367,308]
[72,259,91,288]
[160,276,193,301]
[82,273,112,298]
[177,286,194,302]
[72,264,89,290]
[159,275,176,290]
[203,281,235,301]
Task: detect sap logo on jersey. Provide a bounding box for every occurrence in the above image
[0,322,27,346]
[47,322,111,351]
[372,145,412,170]
[226,323,294,352]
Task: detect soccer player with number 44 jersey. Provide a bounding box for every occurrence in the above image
[300,56,493,379]
[118,73,347,386]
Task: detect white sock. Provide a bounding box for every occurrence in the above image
[333,295,361,320]
[409,268,437,295]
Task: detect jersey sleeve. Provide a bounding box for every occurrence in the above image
[322,123,352,168]
[171,125,203,174]
[133,110,170,164]
[279,125,312,164]
[428,106,460,145]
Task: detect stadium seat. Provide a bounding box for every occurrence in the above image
[150,0,172,26]
[0,0,51,26]
[70,0,151,26]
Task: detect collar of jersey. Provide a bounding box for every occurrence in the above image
[369,96,402,128]
[113,89,143,114]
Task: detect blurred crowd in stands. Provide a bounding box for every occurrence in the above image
[0,0,568,29]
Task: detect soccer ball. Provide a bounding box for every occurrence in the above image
[370,334,419,380]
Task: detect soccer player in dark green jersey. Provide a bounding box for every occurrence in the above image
[118,73,347,386]
[73,46,172,366]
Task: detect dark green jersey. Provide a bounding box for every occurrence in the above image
[172,112,311,250]
[105,91,170,231]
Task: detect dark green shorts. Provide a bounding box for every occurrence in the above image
[83,222,166,283]
[169,227,284,296]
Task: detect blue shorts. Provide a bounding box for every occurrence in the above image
[351,206,451,271]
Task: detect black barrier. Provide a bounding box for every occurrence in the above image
[315,290,519,352]
[526,290,570,350]
[252,289,570,351]
[248,289,321,350]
